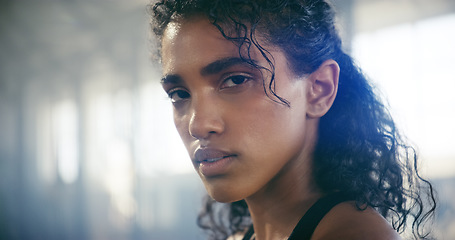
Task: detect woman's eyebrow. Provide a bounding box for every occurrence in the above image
[161,74,183,85]
[161,74,183,86]
[201,57,254,76]
[161,57,256,85]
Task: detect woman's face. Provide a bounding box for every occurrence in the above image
[161,17,318,202]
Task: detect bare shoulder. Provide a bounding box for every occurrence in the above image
[311,201,402,240]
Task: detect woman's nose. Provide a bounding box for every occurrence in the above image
[188,97,225,140]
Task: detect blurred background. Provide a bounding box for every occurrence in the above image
[0,0,454,239]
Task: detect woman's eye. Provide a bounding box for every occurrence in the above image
[168,90,190,103]
[221,75,250,89]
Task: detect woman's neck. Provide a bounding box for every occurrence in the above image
[245,155,321,240]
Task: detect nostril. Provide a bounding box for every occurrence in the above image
[188,99,225,140]
[188,113,225,140]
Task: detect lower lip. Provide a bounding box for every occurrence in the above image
[198,156,235,177]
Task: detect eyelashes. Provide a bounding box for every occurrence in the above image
[167,88,190,103]
[220,74,251,89]
[165,73,254,104]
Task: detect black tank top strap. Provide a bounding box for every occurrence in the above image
[242,192,354,240]
[242,225,255,240]
[288,192,355,240]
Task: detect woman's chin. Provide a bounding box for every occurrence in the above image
[206,187,246,203]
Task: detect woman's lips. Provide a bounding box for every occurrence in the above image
[202,155,230,163]
[193,148,236,177]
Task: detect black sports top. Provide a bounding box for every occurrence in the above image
[242,192,354,240]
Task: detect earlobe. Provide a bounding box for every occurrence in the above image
[306,59,340,118]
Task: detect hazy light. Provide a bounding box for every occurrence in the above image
[353,14,455,178]
[104,138,136,220]
[136,81,193,177]
[85,89,137,220]
[53,99,79,184]
[37,99,56,184]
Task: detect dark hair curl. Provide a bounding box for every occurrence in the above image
[149,0,437,239]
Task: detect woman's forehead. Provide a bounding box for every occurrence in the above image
[162,17,277,59]
[161,18,243,73]
[160,15,296,81]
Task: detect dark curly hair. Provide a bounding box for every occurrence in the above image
[149,0,437,239]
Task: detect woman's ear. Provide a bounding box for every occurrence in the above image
[306,59,340,118]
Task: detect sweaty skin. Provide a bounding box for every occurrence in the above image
[161,17,318,204]
[161,16,401,240]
